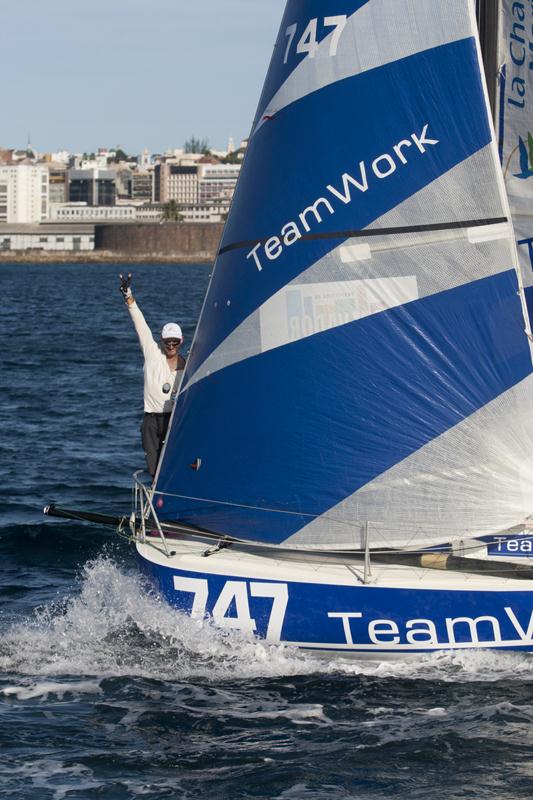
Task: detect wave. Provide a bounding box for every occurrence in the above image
[0,521,122,563]
[1,556,533,686]
[0,557,313,683]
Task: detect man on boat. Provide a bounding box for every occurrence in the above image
[120,273,185,477]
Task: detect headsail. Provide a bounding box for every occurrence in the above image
[496,0,533,320]
[155,0,533,550]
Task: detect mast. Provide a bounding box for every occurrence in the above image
[476,0,500,116]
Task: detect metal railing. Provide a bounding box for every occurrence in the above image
[131,470,171,557]
[129,469,378,582]
[363,521,373,584]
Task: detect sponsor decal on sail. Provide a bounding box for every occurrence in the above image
[503,0,533,112]
[499,1,533,313]
[259,277,419,350]
[513,132,533,178]
[246,124,439,272]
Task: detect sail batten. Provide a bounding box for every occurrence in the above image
[155,0,533,549]
[219,218,509,255]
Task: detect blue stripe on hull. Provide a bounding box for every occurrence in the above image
[138,553,533,653]
[157,270,532,543]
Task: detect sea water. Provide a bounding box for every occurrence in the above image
[1,262,533,800]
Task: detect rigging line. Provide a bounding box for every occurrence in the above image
[151,491,411,538]
[148,523,531,558]
[150,490,528,548]
[218,217,509,256]
[153,489,321,520]
[140,526,533,575]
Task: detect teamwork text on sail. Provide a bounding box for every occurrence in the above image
[246,124,439,272]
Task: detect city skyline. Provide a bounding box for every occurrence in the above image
[0,0,286,155]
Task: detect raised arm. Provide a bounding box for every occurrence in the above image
[120,272,135,308]
[119,273,158,357]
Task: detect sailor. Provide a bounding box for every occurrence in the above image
[120,273,186,477]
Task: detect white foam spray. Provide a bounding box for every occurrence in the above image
[1,556,532,693]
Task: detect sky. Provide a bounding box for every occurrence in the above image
[0,0,287,156]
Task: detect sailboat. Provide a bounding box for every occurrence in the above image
[47,0,533,655]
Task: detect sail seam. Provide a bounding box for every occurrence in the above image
[219,217,508,255]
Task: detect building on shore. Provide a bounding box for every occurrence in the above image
[68,168,117,206]
[154,160,240,221]
[198,163,240,205]
[0,141,243,233]
[178,204,229,223]
[131,171,153,201]
[48,203,164,223]
[0,223,94,252]
[155,164,198,204]
[48,167,68,204]
[0,164,49,223]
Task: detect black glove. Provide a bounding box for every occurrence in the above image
[119,273,132,300]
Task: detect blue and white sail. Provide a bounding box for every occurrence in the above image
[496,0,533,318]
[154,0,533,550]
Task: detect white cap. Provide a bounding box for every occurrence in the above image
[161,322,183,340]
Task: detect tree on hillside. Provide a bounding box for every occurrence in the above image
[221,151,241,164]
[184,136,210,154]
[160,200,183,222]
[108,148,129,163]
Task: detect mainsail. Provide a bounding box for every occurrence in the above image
[155,0,533,550]
[496,0,533,319]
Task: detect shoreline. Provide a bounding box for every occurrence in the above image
[0,250,215,264]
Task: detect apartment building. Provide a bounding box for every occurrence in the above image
[132,171,153,201]
[154,164,198,204]
[68,168,116,206]
[198,163,240,205]
[48,168,68,204]
[0,164,49,223]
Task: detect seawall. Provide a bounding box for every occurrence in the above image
[94,222,224,260]
[0,222,224,263]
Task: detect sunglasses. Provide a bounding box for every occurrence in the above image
[163,339,181,347]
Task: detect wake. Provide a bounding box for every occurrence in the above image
[0,556,531,687]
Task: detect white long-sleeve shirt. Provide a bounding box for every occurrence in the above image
[128,301,184,413]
